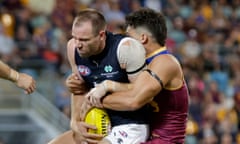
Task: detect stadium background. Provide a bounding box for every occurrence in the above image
[0,0,240,143]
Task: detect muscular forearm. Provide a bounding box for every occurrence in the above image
[104,80,132,92]
[102,78,158,111]
[102,91,138,111]
[85,80,133,108]
[71,94,85,121]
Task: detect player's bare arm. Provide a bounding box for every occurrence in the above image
[101,54,183,111]
[85,80,132,108]
[66,39,102,143]
[101,80,133,93]
[0,60,36,94]
[67,39,85,120]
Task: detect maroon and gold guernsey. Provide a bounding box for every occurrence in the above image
[143,47,189,144]
[149,83,189,144]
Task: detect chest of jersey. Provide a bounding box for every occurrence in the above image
[75,32,129,88]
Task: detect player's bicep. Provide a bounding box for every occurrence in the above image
[117,38,146,82]
[148,55,179,88]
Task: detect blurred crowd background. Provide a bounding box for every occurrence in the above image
[1,0,240,143]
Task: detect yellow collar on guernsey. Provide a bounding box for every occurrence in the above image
[146,46,167,59]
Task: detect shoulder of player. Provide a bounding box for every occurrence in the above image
[67,39,76,55]
[66,39,77,69]
[67,38,75,48]
[150,54,180,71]
[117,37,145,60]
[119,37,138,45]
[118,37,144,50]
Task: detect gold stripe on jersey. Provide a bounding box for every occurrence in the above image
[146,46,167,59]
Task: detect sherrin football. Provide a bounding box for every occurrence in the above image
[84,107,111,136]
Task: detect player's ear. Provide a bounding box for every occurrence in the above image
[99,30,106,40]
[140,33,148,44]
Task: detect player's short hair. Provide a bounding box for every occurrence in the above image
[126,8,167,46]
[73,9,107,35]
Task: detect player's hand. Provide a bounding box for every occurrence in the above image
[71,120,103,144]
[16,73,36,94]
[85,83,106,108]
[66,73,88,95]
[80,100,93,121]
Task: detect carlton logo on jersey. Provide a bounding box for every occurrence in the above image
[78,65,91,76]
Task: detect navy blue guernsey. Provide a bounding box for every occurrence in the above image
[75,32,150,127]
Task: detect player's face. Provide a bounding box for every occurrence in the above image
[72,21,103,58]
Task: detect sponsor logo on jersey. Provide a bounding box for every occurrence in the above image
[101,65,119,78]
[104,65,113,72]
[78,65,91,76]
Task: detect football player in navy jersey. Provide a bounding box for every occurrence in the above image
[48,8,149,144]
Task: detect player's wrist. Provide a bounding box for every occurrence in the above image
[127,83,133,90]
[9,69,19,83]
[70,119,81,131]
[103,80,115,92]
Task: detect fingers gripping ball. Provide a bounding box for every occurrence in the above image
[84,108,111,136]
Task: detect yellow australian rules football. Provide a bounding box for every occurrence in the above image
[84,107,111,136]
